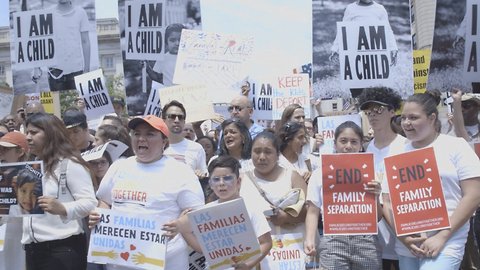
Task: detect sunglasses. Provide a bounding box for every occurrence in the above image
[209,175,236,186]
[227,105,249,113]
[364,105,388,116]
[165,113,185,121]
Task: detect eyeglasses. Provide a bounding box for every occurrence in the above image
[89,160,109,167]
[227,105,249,113]
[364,105,388,116]
[209,175,236,186]
[165,113,185,121]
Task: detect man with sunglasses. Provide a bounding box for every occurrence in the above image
[228,95,264,139]
[162,100,208,177]
[358,86,405,270]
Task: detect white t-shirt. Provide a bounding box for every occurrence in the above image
[52,6,90,74]
[393,134,480,259]
[97,156,205,270]
[367,134,406,260]
[278,153,309,178]
[164,138,207,174]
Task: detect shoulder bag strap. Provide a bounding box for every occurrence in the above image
[245,171,276,207]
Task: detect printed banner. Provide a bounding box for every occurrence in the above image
[81,140,128,163]
[316,114,362,154]
[158,84,215,123]
[384,147,450,236]
[173,30,254,87]
[337,21,398,90]
[125,0,166,61]
[74,69,115,121]
[260,233,305,270]
[413,50,431,94]
[188,198,261,270]
[25,91,59,115]
[10,0,100,94]
[88,208,167,270]
[0,161,44,216]
[463,0,479,83]
[428,0,479,92]
[272,74,310,120]
[12,9,56,69]
[312,0,412,99]
[321,153,378,235]
[250,79,274,120]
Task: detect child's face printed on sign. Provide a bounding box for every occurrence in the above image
[167,31,181,55]
[18,182,37,212]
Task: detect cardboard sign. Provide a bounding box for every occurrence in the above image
[159,84,215,123]
[75,69,115,121]
[12,9,56,69]
[321,153,378,235]
[88,208,167,270]
[413,50,431,94]
[272,74,310,120]
[475,143,480,159]
[384,147,450,236]
[316,114,362,154]
[250,79,275,120]
[337,21,398,89]
[463,0,479,83]
[125,0,166,61]
[188,198,261,270]
[81,140,128,163]
[25,91,59,115]
[0,161,44,217]
[173,30,254,87]
[260,233,305,270]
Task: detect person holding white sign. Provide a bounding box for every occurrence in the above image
[93,115,205,270]
[391,91,480,269]
[305,121,382,270]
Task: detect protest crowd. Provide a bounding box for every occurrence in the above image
[1,0,480,270]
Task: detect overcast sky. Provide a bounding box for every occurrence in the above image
[0,0,118,27]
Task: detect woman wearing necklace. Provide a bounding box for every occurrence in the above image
[385,91,480,270]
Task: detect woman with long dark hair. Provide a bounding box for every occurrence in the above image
[23,113,97,270]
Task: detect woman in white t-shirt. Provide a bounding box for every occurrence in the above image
[277,122,311,182]
[90,115,205,270]
[392,91,480,270]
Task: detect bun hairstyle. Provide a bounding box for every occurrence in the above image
[405,90,442,132]
[277,121,304,152]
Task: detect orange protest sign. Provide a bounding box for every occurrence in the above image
[384,147,450,236]
[474,143,480,159]
[321,153,377,235]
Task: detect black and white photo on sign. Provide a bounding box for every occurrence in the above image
[312,0,413,99]
[118,0,202,116]
[428,0,480,93]
[9,0,100,94]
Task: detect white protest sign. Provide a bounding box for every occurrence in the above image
[317,114,362,154]
[338,21,397,89]
[173,30,254,87]
[144,88,162,117]
[13,9,56,69]
[260,233,305,270]
[188,198,261,270]
[249,79,274,121]
[0,223,5,251]
[125,0,166,60]
[74,69,115,121]
[463,0,479,83]
[88,208,167,270]
[272,74,310,120]
[81,140,128,162]
[159,85,215,123]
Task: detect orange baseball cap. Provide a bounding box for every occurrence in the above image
[128,115,170,137]
[0,131,28,152]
